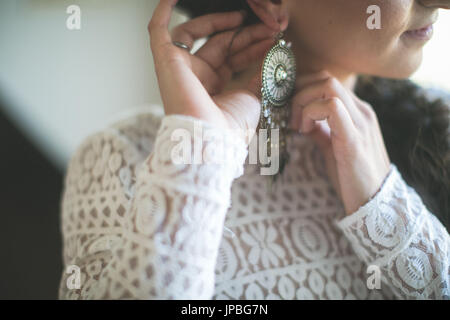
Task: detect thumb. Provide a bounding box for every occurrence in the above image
[308,122,341,198]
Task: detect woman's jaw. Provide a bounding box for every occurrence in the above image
[279,0,442,81]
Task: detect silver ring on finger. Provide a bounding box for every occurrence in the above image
[172,41,192,52]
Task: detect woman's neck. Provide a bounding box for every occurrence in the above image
[224,61,357,94]
[225,40,357,93]
[288,35,358,91]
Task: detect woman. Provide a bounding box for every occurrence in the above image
[59,0,450,299]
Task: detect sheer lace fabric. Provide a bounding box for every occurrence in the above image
[59,110,449,300]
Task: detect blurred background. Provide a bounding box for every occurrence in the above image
[0,0,449,299]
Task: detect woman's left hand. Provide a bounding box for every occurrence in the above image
[290,71,392,216]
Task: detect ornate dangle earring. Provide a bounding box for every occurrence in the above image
[259,31,297,185]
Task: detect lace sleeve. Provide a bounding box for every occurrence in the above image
[335,163,450,299]
[59,114,248,299]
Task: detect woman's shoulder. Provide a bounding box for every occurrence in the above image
[106,104,165,151]
[356,76,450,106]
[356,76,450,137]
[66,104,165,177]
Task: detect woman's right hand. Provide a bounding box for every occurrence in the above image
[148,0,277,136]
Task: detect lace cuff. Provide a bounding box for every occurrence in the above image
[150,115,248,201]
[335,163,450,299]
[337,164,396,231]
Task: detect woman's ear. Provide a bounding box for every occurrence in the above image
[246,0,289,32]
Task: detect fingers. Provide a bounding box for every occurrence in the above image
[291,74,363,130]
[347,89,378,120]
[225,38,275,72]
[291,71,334,129]
[211,38,273,94]
[171,10,247,52]
[194,37,271,95]
[226,23,277,55]
[290,73,330,129]
[301,97,357,143]
[195,23,276,69]
[216,62,263,101]
[148,0,178,58]
[295,70,331,89]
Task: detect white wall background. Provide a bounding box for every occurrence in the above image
[412,10,450,90]
[0,1,448,170]
[0,0,187,169]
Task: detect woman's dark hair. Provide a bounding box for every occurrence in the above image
[356,77,450,231]
[175,0,450,230]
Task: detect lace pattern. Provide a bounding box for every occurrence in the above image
[60,114,247,299]
[59,109,449,300]
[336,165,450,299]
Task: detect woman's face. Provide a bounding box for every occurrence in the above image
[281,0,449,79]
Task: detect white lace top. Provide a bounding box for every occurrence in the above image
[58,109,449,300]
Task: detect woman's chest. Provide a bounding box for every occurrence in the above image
[212,142,395,299]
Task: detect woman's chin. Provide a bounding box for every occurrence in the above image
[383,51,424,79]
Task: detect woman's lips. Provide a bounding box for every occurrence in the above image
[403,24,434,41]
